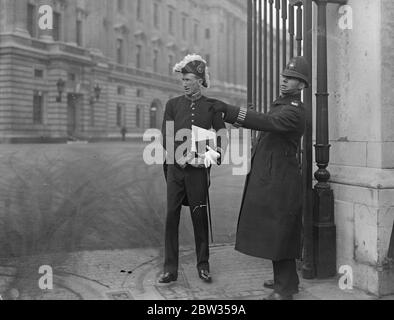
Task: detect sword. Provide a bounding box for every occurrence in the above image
[206,168,214,244]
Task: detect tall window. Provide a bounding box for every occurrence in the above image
[193,22,199,44]
[117,86,126,95]
[116,104,124,127]
[27,4,36,38]
[117,39,124,64]
[33,91,44,124]
[53,12,61,41]
[205,54,210,66]
[136,0,142,20]
[168,55,174,75]
[117,0,125,12]
[76,20,83,46]
[205,28,211,39]
[90,104,95,127]
[153,50,159,73]
[153,2,160,28]
[182,15,187,40]
[168,8,174,35]
[136,105,143,128]
[136,45,142,68]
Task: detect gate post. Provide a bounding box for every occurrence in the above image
[301,0,315,280]
[312,0,347,278]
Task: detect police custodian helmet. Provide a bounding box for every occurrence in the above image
[281,56,310,88]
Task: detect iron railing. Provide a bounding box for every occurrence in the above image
[247,0,315,278]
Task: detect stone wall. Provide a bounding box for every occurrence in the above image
[318,0,394,296]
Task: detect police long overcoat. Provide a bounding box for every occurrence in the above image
[224,93,306,260]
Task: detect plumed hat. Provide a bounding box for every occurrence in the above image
[173,54,211,88]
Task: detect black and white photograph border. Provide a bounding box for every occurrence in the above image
[0,0,393,303]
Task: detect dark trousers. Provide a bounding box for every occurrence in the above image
[164,165,210,275]
[272,259,300,296]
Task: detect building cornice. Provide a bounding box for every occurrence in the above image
[0,35,95,66]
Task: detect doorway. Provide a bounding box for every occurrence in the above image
[67,93,82,137]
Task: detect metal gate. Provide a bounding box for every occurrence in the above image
[247,0,315,278]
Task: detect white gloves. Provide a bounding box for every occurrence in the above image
[203,146,221,168]
[174,147,220,169]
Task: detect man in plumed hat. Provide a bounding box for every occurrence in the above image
[159,54,227,284]
[209,56,309,300]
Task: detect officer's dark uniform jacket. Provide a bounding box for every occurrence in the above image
[223,93,305,261]
[162,94,226,206]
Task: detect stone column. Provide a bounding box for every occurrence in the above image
[323,0,394,296]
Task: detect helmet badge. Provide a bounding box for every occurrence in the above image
[288,62,296,70]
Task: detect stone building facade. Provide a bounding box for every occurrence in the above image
[0,0,247,142]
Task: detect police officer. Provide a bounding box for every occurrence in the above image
[159,54,227,284]
[209,56,309,300]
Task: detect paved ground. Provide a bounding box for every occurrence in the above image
[0,140,243,299]
[0,244,384,300]
[0,141,392,300]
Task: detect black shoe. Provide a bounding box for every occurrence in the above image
[263,292,293,300]
[198,270,212,283]
[264,279,274,289]
[157,272,177,284]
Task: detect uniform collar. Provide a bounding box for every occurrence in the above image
[184,91,203,102]
[273,93,301,105]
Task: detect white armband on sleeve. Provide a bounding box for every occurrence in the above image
[233,107,248,128]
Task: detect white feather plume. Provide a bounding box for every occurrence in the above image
[173,53,211,88]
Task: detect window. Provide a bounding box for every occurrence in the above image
[76,20,83,46]
[117,39,124,64]
[153,2,160,28]
[90,104,95,127]
[168,55,174,75]
[193,22,199,44]
[205,28,210,39]
[168,8,174,35]
[117,0,125,12]
[153,50,159,73]
[137,89,144,98]
[136,105,143,128]
[33,91,44,124]
[34,69,43,78]
[27,4,36,38]
[53,12,61,41]
[116,104,124,127]
[136,0,142,20]
[182,16,187,40]
[205,54,210,66]
[136,45,142,68]
[68,73,76,81]
[117,86,125,95]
